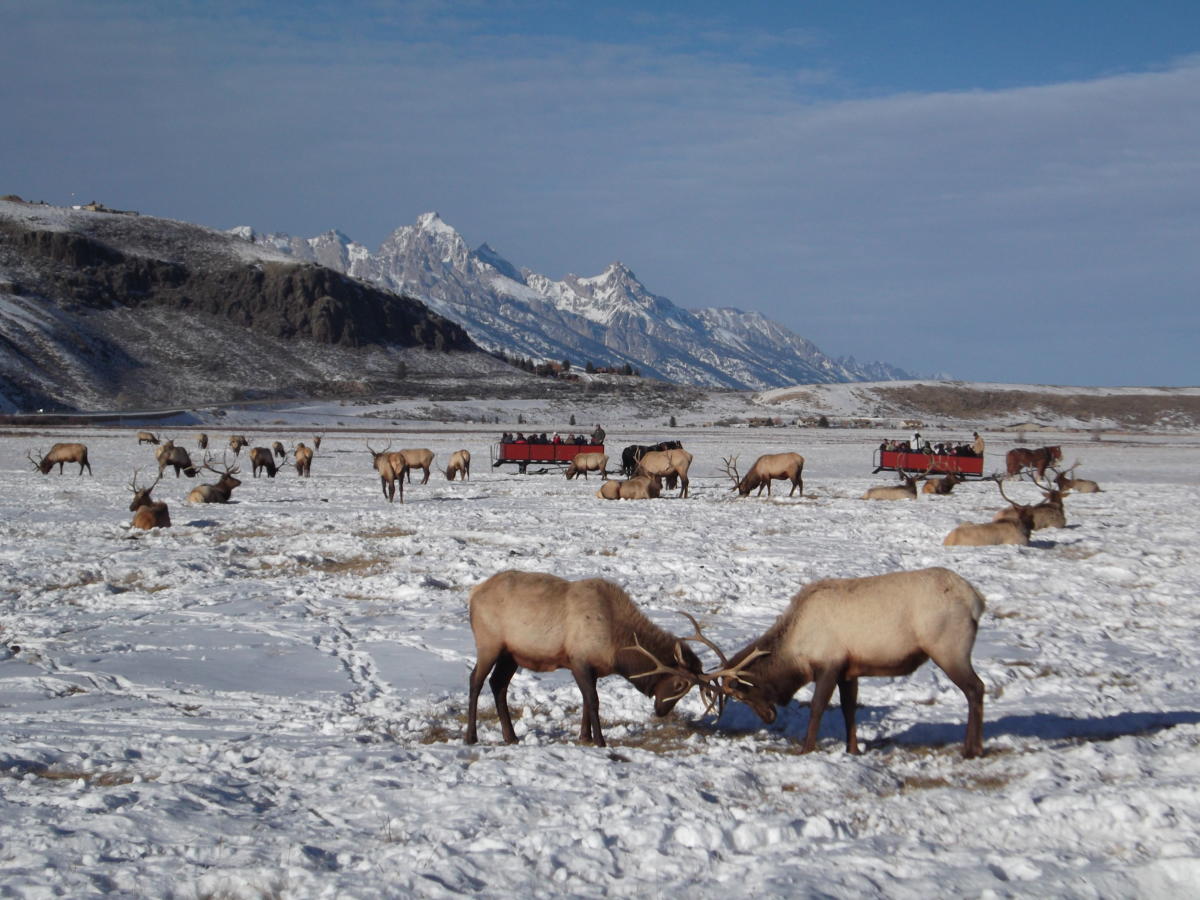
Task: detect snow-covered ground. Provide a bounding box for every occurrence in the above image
[2,416,1199,897]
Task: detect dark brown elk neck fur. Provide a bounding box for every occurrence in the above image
[612,608,702,696]
[737,473,762,496]
[726,613,806,707]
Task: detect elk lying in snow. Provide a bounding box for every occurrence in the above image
[861,466,927,500]
[635,448,693,497]
[707,567,986,758]
[272,441,286,460]
[465,570,705,747]
[595,475,661,500]
[565,452,608,480]
[228,435,248,456]
[128,469,171,529]
[944,508,1032,546]
[399,448,435,484]
[293,443,313,477]
[136,431,159,445]
[723,453,804,498]
[1053,462,1102,494]
[197,433,209,450]
[992,474,1066,530]
[28,443,92,476]
[367,442,406,502]
[445,449,471,481]
[1006,445,1062,478]
[249,447,278,478]
[922,471,964,495]
[187,457,242,503]
[155,440,198,477]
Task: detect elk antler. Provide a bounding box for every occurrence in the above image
[721,455,741,490]
[366,440,391,458]
[129,467,163,494]
[623,634,701,704]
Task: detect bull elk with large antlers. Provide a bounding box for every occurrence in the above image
[28,443,92,476]
[465,570,707,747]
[723,453,805,498]
[128,469,171,529]
[705,567,986,758]
[943,481,1033,546]
[187,456,242,503]
[992,473,1066,530]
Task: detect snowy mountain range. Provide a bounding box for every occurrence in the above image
[234,213,915,390]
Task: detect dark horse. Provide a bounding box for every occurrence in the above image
[621,441,683,477]
[1006,445,1062,478]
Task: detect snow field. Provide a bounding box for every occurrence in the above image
[1,424,1199,897]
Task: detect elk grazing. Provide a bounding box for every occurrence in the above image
[595,475,661,500]
[28,443,92,476]
[565,452,608,481]
[367,442,406,503]
[249,446,278,478]
[128,469,171,530]
[155,440,199,478]
[1053,462,1102,494]
[293,443,313,477]
[1005,445,1063,478]
[313,433,324,452]
[399,448,435,484]
[272,441,286,460]
[465,570,705,747]
[197,433,209,450]
[187,456,242,503]
[707,567,986,758]
[136,431,159,445]
[228,435,249,456]
[635,447,693,497]
[445,449,471,481]
[922,471,964,495]
[861,465,928,500]
[992,474,1066,530]
[723,453,805,498]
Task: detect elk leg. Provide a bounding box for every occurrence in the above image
[489,653,520,744]
[939,660,985,758]
[679,474,689,498]
[571,665,605,747]
[802,668,841,753]
[837,678,861,754]
[466,653,497,745]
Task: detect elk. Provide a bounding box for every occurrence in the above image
[465,570,706,747]
[635,448,693,497]
[128,469,171,530]
[565,452,608,481]
[155,440,198,478]
[28,443,91,476]
[272,441,286,460]
[1053,462,1102,494]
[621,441,682,476]
[187,456,242,503]
[228,435,249,456]
[197,433,209,450]
[1006,445,1062,478]
[723,453,804,498]
[944,502,1032,547]
[445,449,471,481]
[596,475,661,500]
[992,474,1066,530]
[707,567,986,758]
[249,447,278,478]
[313,433,324,452]
[367,442,406,503]
[860,465,928,500]
[922,471,964,495]
[293,443,313,477]
[399,448,435,484]
[136,431,159,445]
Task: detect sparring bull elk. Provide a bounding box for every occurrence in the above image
[465,570,707,747]
[28,443,92,476]
[722,453,804,498]
[128,469,171,530]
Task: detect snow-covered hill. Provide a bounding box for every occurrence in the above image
[237,213,916,390]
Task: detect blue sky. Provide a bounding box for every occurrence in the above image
[4,1,1198,385]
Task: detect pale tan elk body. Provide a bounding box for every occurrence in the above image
[596,475,661,500]
[249,447,278,478]
[293,443,313,477]
[992,477,1066,530]
[922,471,964,495]
[861,469,924,500]
[565,452,608,480]
[1054,463,1102,494]
[367,443,406,502]
[155,440,198,477]
[29,443,91,476]
[228,435,248,456]
[445,449,471,481]
[635,448,693,497]
[187,458,242,503]
[136,431,159,445]
[399,448,435,484]
[465,570,704,747]
[128,470,171,530]
[943,512,1032,546]
[725,453,804,497]
[713,567,986,758]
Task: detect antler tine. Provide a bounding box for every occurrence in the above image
[623,634,695,684]
[129,467,142,493]
[676,610,730,667]
[721,455,741,489]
